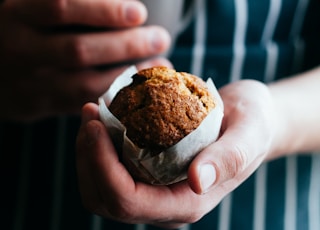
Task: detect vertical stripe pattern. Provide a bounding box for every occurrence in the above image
[308,154,320,230]
[262,0,281,83]
[289,0,310,39]
[290,0,309,73]
[284,156,297,230]
[1,0,319,230]
[91,215,103,230]
[50,117,67,230]
[260,0,282,45]
[218,194,232,230]
[253,164,267,230]
[13,126,33,230]
[230,0,248,82]
[190,0,206,76]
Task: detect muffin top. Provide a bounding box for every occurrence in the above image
[109,66,216,152]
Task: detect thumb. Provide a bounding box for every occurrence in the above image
[187,132,254,195]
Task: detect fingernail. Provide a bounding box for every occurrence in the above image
[138,59,173,71]
[124,2,145,24]
[149,29,171,53]
[199,164,216,194]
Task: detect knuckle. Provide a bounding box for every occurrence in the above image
[186,212,204,224]
[122,29,153,58]
[223,144,249,179]
[65,38,90,67]
[182,200,211,224]
[49,0,68,22]
[123,38,145,58]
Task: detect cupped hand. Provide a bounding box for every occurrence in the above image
[188,80,277,194]
[0,0,171,121]
[76,79,278,229]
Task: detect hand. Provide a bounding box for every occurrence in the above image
[0,0,171,121]
[76,80,277,228]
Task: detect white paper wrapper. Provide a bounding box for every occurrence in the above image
[98,66,224,185]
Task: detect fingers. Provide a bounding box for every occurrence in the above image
[10,0,147,27]
[76,103,101,210]
[3,0,170,69]
[18,26,170,68]
[52,26,171,68]
[76,105,136,218]
[76,105,212,225]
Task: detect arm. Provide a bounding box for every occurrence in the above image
[268,66,320,159]
[76,67,320,228]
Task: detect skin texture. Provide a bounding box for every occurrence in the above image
[0,0,171,121]
[76,66,320,229]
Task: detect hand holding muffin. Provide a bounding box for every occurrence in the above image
[76,75,277,228]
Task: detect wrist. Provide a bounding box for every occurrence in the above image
[267,67,320,159]
[266,84,295,160]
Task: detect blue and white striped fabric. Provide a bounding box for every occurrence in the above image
[1,0,320,229]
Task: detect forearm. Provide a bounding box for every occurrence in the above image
[268,66,320,160]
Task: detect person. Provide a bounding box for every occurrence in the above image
[1,0,320,230]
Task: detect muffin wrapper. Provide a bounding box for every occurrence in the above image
[98,66,224,185]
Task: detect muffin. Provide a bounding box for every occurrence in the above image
[99,66,223,184]
[109,66,216,154]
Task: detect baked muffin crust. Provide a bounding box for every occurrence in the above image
[109,66,216,152]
